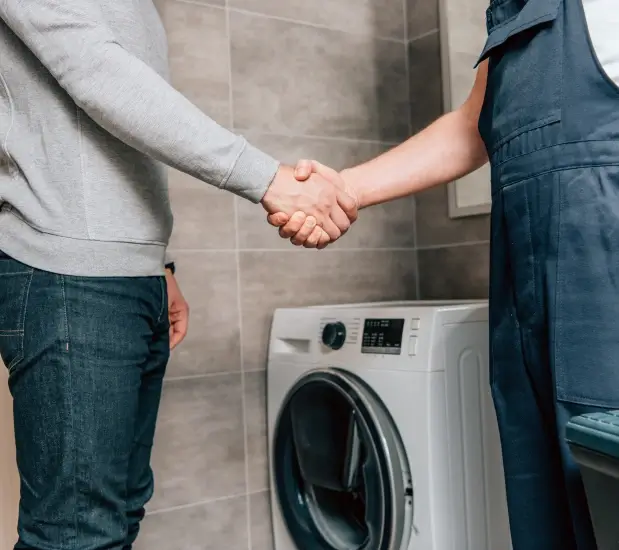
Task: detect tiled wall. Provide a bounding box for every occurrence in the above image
[141,0,415,548]
[139,0,489,548]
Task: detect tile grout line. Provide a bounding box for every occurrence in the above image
[402,0,421,299]
[168,242,488,254]
[225,2,253,545]
[146,491,247,517]
[235,128,401,146]
[164,371,243,383]
[164,368,267,384]
[172,0,408,44]
[416,239,490,251]
[168,246,419,253]
[146,489,271,517]
[409,27,440,43]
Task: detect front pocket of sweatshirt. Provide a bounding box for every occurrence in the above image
[80,120,173,244]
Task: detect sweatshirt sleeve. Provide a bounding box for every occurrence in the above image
[0,0,279,203]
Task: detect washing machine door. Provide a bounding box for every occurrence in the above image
[273,368,413,550]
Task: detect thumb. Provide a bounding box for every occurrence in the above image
[267,212,290,227]
[293,159,313,181]
[311,161,344,187]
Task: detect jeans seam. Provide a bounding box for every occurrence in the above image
[60,274,79,548]
[7,268,33,372]
[157,276,166,325]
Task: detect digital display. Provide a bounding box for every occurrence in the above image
[361,319,405,355]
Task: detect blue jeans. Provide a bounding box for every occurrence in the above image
[0,252,169,550]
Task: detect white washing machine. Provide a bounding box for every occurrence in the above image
[267,301,512,550]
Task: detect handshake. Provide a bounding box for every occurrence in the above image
[260,159,359,249]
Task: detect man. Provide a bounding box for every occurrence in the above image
[0,1,357,549]
[273,0,619,548]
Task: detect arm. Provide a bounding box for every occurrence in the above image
[0,0,277,202]
[343,60,489,208]
[268,61,489,246]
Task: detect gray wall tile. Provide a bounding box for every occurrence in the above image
[230,12,410,141]
[229,0,406,40]
[167,169,236,251]
[237,133,415,250]
[239,250,417,371]
[245,371,268,492]
[136,497,248,550]
[407,0,439,39]
[415,185,490,246]
[418,243,489,299]
[408,31,443,133]
[167,252,241,377]
[150,375,246,511]
[158,0,230,126]
[250,491,275,550]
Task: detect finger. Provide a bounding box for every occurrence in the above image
[311,160,342,185]
[169,310,184,322]
[268,212,290,227]
[330,205,352,235]
[317,229,331,249]
[309,161,358,222]
[336,189,358,223]
[291,216,318,246]
[303,226,324,248]
[294,159,313,181]
[320,216,342,241]
[170,316,189,350]
[278,211,308,239]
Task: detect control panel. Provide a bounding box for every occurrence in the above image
[319,317,422,356]
[361,319,405,355]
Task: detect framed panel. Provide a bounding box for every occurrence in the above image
[439,0,491,218]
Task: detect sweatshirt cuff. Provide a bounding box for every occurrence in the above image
[222,139,280,203]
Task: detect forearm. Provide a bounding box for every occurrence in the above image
[0,0,279,202]
[343,61,489,208]
[344,110,487,208]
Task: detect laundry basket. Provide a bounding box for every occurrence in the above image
[566,410,619,550]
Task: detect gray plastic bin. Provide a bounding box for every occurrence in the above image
[567,411,619,550]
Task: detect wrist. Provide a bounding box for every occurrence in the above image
[341,167,367,209]
[261,164,295,206]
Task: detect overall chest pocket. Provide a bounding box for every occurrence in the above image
[477,0,563,152]
[0,254,33,372]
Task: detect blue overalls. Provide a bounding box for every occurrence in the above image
[477,0,619,548]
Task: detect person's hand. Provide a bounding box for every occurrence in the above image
[267,160,360,248]
[166,268,189,350]
[261,164,358,245]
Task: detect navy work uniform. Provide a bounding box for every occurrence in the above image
[477,0,619,548]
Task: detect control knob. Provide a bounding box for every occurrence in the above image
[322,322,346,350]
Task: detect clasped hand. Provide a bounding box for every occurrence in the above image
[261,160,358,248]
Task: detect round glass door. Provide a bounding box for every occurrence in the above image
[273,368,413,550]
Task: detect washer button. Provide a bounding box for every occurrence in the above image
[408,335,418,356]
[410,319,420,330]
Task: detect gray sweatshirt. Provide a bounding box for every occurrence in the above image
[0,0,280,276]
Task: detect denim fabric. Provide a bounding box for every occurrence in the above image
[0,251,169,550]
[478,0,619,548]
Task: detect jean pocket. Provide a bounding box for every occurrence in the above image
[0,258,33,371]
